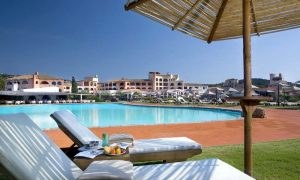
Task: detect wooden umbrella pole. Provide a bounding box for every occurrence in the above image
[243,0,253,176]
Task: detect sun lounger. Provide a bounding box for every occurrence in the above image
[50,110,202,163]
[0,113,253,180]
[0,113,133,180]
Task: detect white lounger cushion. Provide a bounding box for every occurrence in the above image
[109,133,134,144]
[78,160,133,180]
[0,113,83,180]
[131,137,201,154]
[133,158,254,180]
[50,110,202,155]
[51,110,102,146]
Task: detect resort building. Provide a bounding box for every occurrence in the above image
[269,73,287,86]
[224,78,239,88]
[5,72,71,93]
[184,83,208,91]
[149,72,184,90]
[101,72,207,93]
[77,75,100,94]
[101,78,152,91]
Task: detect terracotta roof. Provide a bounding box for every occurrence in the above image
[7,74,63,81]
[7,75,33,80]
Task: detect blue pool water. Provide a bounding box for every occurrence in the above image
[0,103,241,129]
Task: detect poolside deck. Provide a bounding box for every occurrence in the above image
[45,108,300,148]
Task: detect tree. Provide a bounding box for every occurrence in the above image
[0,77,4,90]
[71,76,78,93]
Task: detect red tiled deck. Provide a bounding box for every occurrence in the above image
[45,108,300,148]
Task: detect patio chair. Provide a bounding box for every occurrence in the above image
[0,113,253,180]
[50,110,202,163]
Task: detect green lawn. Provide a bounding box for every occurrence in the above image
[189,139,300,180]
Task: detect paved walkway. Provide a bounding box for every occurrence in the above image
[45,108,300,148]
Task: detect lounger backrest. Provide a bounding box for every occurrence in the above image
[0,113,82,180]
[50,110,101,147]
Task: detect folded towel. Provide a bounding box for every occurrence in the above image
[109,134,134,145]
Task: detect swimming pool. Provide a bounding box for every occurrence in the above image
[0,103,241,129]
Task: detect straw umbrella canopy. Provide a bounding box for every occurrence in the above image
[125,0,300,176]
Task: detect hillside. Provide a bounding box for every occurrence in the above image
[239,78,269,88]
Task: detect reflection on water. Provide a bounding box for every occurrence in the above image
[0,104,241,130]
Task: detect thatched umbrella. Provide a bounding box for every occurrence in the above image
[125,0,300,176]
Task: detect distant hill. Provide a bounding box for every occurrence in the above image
[238,78,269,88]
[207,82,224,87]
[296,80,300,84]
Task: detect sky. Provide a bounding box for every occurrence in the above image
[0,0,299,84]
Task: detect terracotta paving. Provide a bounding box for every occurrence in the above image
[45,108,300,148]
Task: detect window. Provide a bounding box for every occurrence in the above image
[66,87,70,89]
[159,79,162,81]
[142,82,146,86]
[148,83,152,86]
[7,82,12,85]
[57,82,62,85]
[163,79,168,82]
[136,82,140,86]
[163,83,168,86]
[22,81,28,85]
[156,78,158,81]
[84,82,89,86]
[120,83,124,86]
[36,81,38,84]
[41,81,49,85]
[52,82,56,85]
[159,83,162,86]
[178,82,182,86]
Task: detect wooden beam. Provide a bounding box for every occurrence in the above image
[207,0,228,43]
[125,0,151,11]
[251,0,260,36]
[172,0,204,31]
